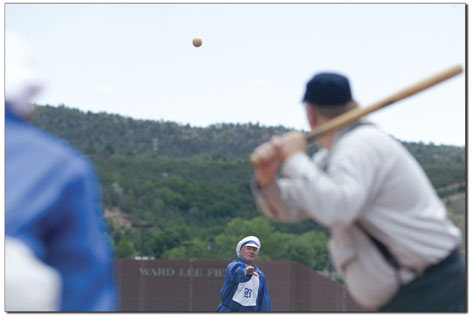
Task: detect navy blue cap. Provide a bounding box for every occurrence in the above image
[302,72,352,106]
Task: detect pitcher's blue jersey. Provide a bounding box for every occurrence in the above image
[217,258,270,312]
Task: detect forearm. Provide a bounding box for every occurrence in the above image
[230,264,253,283]
[252,178,309,223]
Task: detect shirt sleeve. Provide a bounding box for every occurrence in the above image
[254,128,382,228]
[228,262,253,283]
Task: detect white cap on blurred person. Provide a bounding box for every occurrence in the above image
[236,236,261,258]
[5,31,44,118]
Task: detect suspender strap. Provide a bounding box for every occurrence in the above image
[355,220,422,285]
[355,221,402,270]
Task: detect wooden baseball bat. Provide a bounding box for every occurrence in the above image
[249,64,463,167]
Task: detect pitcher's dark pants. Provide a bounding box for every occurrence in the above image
[379,249,466,312]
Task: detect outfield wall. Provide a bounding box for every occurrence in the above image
[116,259,363,312]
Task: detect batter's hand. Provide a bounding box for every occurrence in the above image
[279,131,306,161]
[251,135,282,188]
[245,265,257,276]
[251,131,306,188]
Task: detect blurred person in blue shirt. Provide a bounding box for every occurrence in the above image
[217,236,271,312]
[5,31,118,312]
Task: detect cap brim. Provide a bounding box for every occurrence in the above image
[243,243,259,249]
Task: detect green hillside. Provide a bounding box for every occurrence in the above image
[30,104,466,267]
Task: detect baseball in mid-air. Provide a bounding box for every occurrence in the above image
[192,38,202,47]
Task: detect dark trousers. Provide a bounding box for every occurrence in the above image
[379,249,466,312]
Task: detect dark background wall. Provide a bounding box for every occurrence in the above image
[115,259,363,312]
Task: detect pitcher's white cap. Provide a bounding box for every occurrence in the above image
[236,236,261,258]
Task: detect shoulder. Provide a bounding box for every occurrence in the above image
[7,117,95,181]
[335,123,406,161]
[341,123,393,146]
[226,259,249,275]
[227,259,245,269]
[6,117,100,236]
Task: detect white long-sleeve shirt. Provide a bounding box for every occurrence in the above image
[254,122,461,309]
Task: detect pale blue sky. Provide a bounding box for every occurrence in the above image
[5,3,466,146]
